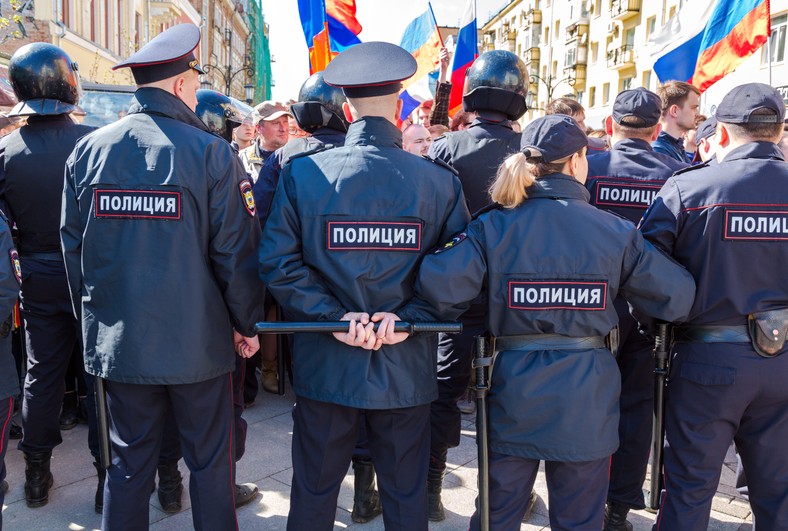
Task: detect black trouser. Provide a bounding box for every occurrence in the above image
[18,258,80,454]
[607,298,654,509]
[0,395,13,530]
[430,303,486,469]
[288,396,431,531]
[103,375,237,531]
[470,451,609,531]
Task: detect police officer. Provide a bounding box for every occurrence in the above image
[639,83,788,531]
[60,24,262,530]
[413,114,696,530]
[256,71,383,523]
[259,41,470,531]
[693,116,718,164]
[0,212,21,528]
[583,87,688,531]
[425,48,525,521]
[0,42,99,509]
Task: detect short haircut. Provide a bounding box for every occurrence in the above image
[657,81,701,116]
[724,108,784,141]
[613,116,659,140]
[545,97,585,117]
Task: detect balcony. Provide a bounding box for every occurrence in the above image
[565,21,589,45]
[563,64,587,90]
[607,44,635,69]
[610,0,641,21]
[524,46,540,66]
[523,8,542,28]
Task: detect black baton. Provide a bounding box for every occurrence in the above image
[649,323,671,510]
[94,376,112,469]
[255,321,463,335]
[275,304,286,395]
[473,335,493,531]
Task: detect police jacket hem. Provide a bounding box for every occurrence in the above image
[490,441,619,463]
[294,387,439,410]
[85,364,235,385]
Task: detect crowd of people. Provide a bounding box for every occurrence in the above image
[0,21,786,531]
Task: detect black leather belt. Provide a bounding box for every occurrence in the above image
[673,325,750,343]
[496,334,606,352]
[20,252,62,261]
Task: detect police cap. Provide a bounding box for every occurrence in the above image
[520,114,589,163]
[695,116,718,146]
[612,87,661,128]
[323,42,417,99]
[113,24,206,85]
[715,83,786,124]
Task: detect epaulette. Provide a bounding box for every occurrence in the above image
[471,202,503,220]
[285,144,334,164]
[425,155,459,176]
[672,161,709,176]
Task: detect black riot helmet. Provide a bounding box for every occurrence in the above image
[8,42,81,116]
[462,50,529,120]
[291,72,349,133]
[195,89,254,143]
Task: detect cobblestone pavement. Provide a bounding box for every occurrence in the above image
[2,386,753,530]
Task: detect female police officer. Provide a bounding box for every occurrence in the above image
[412,114,696,530]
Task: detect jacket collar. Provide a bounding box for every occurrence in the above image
[611,137,654,153]
[344,117,402,148]
[128,88,209,133]
[721,140,785,163]
[527,173,591,203]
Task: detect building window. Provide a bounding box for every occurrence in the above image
[555,20,560,40]
[61,0,70,28]
[545,27,550,44]
[575,90,584,106]
[646,16,656,40]
[762,14,787,65]
[620,77,633,91]
[589,86,596,107]
[602,82,610,105]
[594,0,602,17]
[591,42,598,63]
[643,70,653,91]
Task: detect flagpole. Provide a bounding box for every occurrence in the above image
[427,1,445,47]
[767,30,772,86]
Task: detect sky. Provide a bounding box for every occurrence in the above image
[263,0,508,101]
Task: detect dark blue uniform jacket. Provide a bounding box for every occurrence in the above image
[259,116,470,409]
[254,127,346,226]
[61,88,263,384]
[587,137,688,223]
[0,216,19,400]
[414,174,695,461]
[428,117,520,214]
[639,141,788,325]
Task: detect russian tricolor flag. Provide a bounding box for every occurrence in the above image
[398,4,443,122]
[649,0,770,92]
[298,0,362,73]
[448,0,478,116]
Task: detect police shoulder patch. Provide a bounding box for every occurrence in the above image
[239,179,256,217]
[433,232,467,254]
[9,249,20,286]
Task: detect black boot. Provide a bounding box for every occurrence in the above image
[604,501,634,531]
[350,457,382,523]
[156,461,183,514]
[93,461,106,514]
[59,391,78,431]
[24,451,53,508]
[427,467,445,522]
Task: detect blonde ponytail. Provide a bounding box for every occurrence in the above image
[489,152,536,208]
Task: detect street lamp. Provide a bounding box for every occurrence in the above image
[199,28,256,102]
[528,72,576,109]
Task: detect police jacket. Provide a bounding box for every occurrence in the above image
[652,130,688,163]
[259,116,470,409]
[586,137,688,223]
[639,141,788,325]
[0,115,94,253]
[429,117,521,213]
[0,213,20,400]
[61,88,263,384]
[414,174,695,461]
[254,127,346,226]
